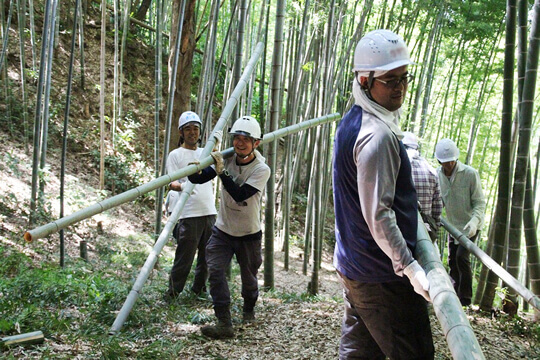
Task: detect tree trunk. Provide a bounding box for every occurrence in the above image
[169,0,198,152]
[134,0,152,21]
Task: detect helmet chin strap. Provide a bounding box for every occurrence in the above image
[356,72,376,102]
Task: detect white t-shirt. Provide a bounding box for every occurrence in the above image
[215,150,271,237]
[165,147,217,219]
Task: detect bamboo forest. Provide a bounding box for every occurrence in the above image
[1,0,540,358]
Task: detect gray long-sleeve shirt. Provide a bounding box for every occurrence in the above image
[437,161,486,235]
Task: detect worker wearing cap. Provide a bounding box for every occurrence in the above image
[332,29,434,359]
[435,138,486,306]
[164,111,221,300]
[188,115,270,339]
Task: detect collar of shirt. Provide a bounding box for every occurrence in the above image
[352,80,404,138]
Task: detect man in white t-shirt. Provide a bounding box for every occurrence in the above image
[189,115,270,339]
[164,111,220,300]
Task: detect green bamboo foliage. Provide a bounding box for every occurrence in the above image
[410,3,445,134]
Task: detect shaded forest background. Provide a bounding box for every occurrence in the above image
[1,0,540,357]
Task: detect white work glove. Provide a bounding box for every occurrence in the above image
[404,260,431,302]
[212,130,223,151]
[210,151,224,175]
[463,218,479,238]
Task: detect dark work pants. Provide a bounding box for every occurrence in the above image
[205,227,262,309]
[448,233,477,306]
[337,272,434,360]
[168,215,216,296]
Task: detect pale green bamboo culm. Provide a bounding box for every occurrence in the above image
[415,214,485,360]
[108,113,340,335]
[24,42,265,243]
[441,217,540,311]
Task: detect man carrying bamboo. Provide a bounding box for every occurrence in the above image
[164,111,221,301]
[403,131,443,242]
[435,138,486,307]
[188,115,270,339]
[332,29,434,359]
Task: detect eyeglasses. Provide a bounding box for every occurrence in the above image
[374,74,414,88]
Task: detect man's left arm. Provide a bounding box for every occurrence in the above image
[464,170,486,237]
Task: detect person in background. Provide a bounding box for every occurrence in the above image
[164,111,220,301]
[332,29,434,359]
[402,131,442,242]
[188,115,270,339]
[435,138,486,307]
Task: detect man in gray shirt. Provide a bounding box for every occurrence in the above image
[435,138,486,306]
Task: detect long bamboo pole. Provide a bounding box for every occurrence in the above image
[441,217,540,311]
[25,42,264,242]
[415,215,485,360]
[107,112,340,334]
[155,0,187,239]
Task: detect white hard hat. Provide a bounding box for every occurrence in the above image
[435,138,459,162]
[229,116,262,140]
[402,131,418,149]
[178,111,202,129]
[352,29,414,72]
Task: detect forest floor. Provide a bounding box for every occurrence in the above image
[1,3,539,357]
[1,130,539,359]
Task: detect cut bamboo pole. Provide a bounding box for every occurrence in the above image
[1,331,44,347]
[416,215,486,360]
[441,217,540,311]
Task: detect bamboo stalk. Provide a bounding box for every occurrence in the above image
[441,217,540,311]
[415,215,485,360]
[154,0,188,238]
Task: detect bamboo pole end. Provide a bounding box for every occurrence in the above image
[24,231,33,242]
